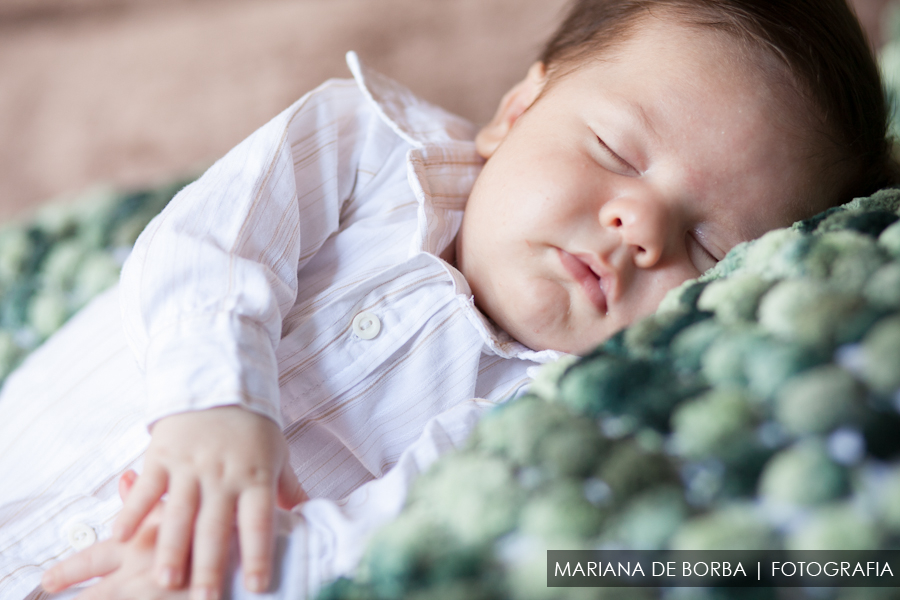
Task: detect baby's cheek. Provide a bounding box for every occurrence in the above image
[638,269,696,312]
[499,279,576,350]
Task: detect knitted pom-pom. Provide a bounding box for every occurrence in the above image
[558,354,685,430]
[519,481,604,540]
[858,315,900,395]
[738,228,807,281]
[597,487,687,550]
[757,279,864,348]
[669,318,724,374]
[864,263,900,308]
[874,465,900,532]
[670,389,757,459]
[596,440,680,506]
[622,308,709,360]
[0,228,35,284]
[743,340,825,399]
[359,514,483,599]
[879,219,900,257]
[474,396,572,467]
[699,326,768,388]
[786,503,880,551]
[39,240,88,291]
[536,419,606,478]
[802,230,886,290]
[409,453,523,545]
[697,273,773,324]
[656,278,709,314]
[27,289,68,339]
[774,366,863,436]
[758,440,849,506]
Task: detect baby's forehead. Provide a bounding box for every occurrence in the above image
[550,15,797,104]
[558,21,800,123]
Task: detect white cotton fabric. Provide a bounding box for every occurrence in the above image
[0,53,563,599]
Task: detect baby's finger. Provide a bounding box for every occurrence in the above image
[236,487,275,593]
[189,493,236,600]
[42,540,121,592]
[118,469,138,501]
[153,477,200,589]
[113,467,168,541]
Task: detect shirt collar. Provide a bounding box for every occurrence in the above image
[346,51,478,147]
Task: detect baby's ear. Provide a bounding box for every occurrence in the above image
[475,62,547,159]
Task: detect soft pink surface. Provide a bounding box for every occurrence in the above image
[0,0,568,220]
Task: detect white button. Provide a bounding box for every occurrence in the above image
[65,522,97,550]
[352,311,381,340]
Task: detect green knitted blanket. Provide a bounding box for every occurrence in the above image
[0,182,185,382]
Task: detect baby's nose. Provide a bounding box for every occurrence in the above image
[599,196,668,269]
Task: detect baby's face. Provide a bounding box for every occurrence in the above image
[456,18,821,354]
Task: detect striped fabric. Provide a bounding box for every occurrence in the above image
[0,53,563,598]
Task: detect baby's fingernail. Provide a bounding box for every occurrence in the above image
[191,586,220,600]
[159,567,180,588]
[40,571,56,591]
[248,573,268,592]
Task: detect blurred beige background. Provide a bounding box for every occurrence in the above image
[0,0,569,220]
[0,0,891,222]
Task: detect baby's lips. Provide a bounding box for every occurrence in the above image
[557,248,609,314]
[575,251,618,303]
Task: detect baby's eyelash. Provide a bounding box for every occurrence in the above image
[687,232,719,272]
[596,137,637,175]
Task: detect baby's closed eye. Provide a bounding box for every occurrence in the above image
[686,231,719,273]
[595,136,639,177]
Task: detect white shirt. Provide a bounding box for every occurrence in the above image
[121,50,561,499]
[0,53,562,598]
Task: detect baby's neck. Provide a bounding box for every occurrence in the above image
[439,237,457,267]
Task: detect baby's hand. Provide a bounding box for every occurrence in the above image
[113,406,306,599]
[42,470,190,600]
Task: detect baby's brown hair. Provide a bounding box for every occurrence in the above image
[540,0,897,207]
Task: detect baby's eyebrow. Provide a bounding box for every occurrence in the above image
[734,204,773,242]
[713,213,760,253]
[602,95,659,174]
[619,97,660,144]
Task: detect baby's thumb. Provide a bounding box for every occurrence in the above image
[117,470,138,501]
[277,466,308,509]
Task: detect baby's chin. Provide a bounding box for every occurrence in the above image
[513,327,611,355]
[493,301,613,355]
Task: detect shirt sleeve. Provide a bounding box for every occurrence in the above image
[222,399,493,599]
[119,79,378,427]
